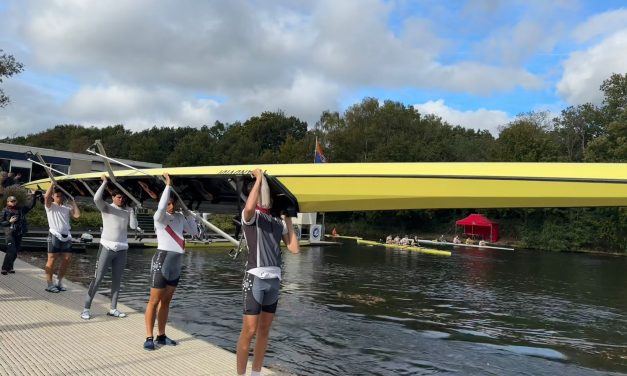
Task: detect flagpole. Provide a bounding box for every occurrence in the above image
[314,136,317,163]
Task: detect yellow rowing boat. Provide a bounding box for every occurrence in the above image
[356,239,451,257]
[25,162,627,213]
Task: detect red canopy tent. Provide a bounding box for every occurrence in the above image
[455,214,499,242]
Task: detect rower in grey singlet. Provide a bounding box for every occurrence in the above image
[241,209,287,314]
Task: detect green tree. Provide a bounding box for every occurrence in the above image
[585,121,627,162]
[326,98,426,162]
[553,104,605,161]
[0,50,24,108]
[496,111,558,161]
[244,111,308,162]
[585,73,627,162]
[278,133,317,163]
[209,111,308,165]
[600,73,627,121]
[167,125,223,166]
[445,126,496,162]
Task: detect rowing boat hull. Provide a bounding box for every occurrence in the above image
[415,239,515,251]
[23,162,627,213]
[356,239,451,256]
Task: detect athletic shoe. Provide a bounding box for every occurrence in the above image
[1,270,7,275]
[55,279,67,291]
[45,285,60,293]
[8,270,15,274]
[81,309,91,320]
[107,309,127,318]
[156,335,177,346]
[143,338,155,351]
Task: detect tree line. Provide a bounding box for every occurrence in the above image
[2,74,626,252]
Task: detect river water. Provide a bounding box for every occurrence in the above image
[19,242,627,375]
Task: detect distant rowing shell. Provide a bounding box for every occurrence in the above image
[356,238,451,257]
[415,239,515,251]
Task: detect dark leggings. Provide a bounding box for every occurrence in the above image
[2,233,22,271]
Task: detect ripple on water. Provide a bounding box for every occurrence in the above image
[373,315,416,323]
[325,303,354,308]
[420,330,451,339]
[486,344,568,360]
[454,328,496,339]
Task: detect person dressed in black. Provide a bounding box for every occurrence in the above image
[2,172,15,188]
[1,192,37,275]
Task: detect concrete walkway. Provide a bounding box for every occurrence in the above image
[0,254,276,376]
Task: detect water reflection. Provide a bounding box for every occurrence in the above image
[19,242,627,375]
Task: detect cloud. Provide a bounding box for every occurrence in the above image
[63,84,220,130]
[220,72,341,126]
[573,8,627,42]
[557,29,627,105]
[59,73,340,130]
[429,62,543,94]
[0,80,64,138]
[13,0,541,92]
[413,99,510,134]
[476,20,563,66]
[2,0,592,137]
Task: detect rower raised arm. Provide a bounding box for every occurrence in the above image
[154,173,171,223]
[282,214,300,254]
[94,174,109,212]
[44,183,54,208]
[243,168,263,223]
[70,199,81,219]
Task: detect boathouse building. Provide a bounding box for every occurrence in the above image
[0,142,161,182]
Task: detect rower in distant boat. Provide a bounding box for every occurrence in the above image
[407,236,415,246]
[478,239,487,247]
[453,235,461,244]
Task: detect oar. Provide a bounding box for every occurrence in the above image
[25,151,75,201]
[86,141,142,208]
[26,151,95,196]
[86,141,239,246]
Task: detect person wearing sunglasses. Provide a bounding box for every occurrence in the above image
[1,192,37,275]
[44,184,81,292]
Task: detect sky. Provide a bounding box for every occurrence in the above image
[1,0,626,138]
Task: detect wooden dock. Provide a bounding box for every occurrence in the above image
[0,253,277,376]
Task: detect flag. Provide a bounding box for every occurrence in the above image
[314,137,327,163]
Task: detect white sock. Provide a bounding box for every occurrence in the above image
[251,371,261,376]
